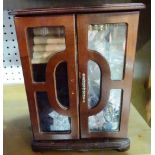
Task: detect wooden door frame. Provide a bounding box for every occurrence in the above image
[14,15,79,140]
[77,12,140,138]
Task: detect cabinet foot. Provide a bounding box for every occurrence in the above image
[115,145,130,152]
[32,138,130,152]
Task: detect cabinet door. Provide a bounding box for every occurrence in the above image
[15,15,79,140]
[77,12,139,138]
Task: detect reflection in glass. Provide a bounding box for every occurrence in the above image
[27,26,66,82]
[87,24,125,132]
[88,60,101,108]
[36,92,71,132]
[88,89,122,132]
[88,24,127,80]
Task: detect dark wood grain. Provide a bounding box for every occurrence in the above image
[4,0,145,10]
[32,138,130,152]
[10,3,145,16]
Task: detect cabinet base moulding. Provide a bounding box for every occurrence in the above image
[32,138,130,152]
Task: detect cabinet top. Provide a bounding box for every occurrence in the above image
[10,3,145,16]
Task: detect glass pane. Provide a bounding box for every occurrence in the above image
[88,89,122,132]
[36,92,71,132]
[88,60,101,108]
[55,62,69,108]
[27,26,66,82]
[88,24,127,80]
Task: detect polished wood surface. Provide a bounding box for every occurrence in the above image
[10,3,145,16]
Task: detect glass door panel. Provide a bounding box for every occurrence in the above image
[27,26,66,82]
[88,23,127,80]
[88,89,122,132]
[88,60,101,108]
[87,23,126,132]
[36,91,71,132]
[27,27,71,133]
[55,62,69,108]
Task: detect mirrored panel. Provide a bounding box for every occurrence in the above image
[27,26,66,82]
[88,89,122,132]
[88,23,127,80]
[36,92,71,132]
[88,60,101,108]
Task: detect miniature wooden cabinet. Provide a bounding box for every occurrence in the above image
[12,3,145,151]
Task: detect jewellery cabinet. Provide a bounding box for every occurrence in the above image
[11,3,145,151]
